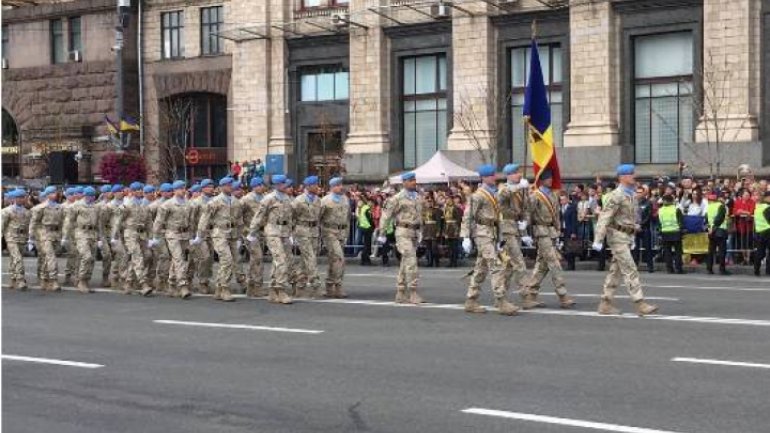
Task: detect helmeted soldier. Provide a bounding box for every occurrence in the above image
[112,182,154,296]
[62,186,101,293]
[592,164,659,316]
[241,176,267,297]
[319,177,350,298]
[497,163,532,296]
[2,189,31,290]
[520,169,576,309]
[28,186,64,291]
[188,179,215,294]
[151,180,194,299]
[460,165,519,316]
[290,175,322,298]
[378,172,425,304]
[247,174,294,304]
[96,185,114,286]
[193,176,245,302]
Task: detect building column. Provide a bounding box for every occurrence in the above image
[446,3,497,166]
[266,0,293,159]
[563,0,619,147]
[697,0,761,144]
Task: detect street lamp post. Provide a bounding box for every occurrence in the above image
[115,0,131,150]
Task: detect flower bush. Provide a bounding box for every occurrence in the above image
[100,151,147,184]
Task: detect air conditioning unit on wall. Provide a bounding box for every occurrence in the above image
[431,2,451,19]
[69,50,82,62]
[331,13,349,28]
[1,58,8,69]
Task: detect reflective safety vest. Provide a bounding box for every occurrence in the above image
[755,203,770,233]
[357,203,372,230]
[706,202,728,230]
[659,205,679,233]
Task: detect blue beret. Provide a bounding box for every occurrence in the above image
[539,168,553,180]
[477,164,496,177]
[172,180,186,190]
[129,182,144,191]
[43,186,57,196]
[160,183,173,193]
[272,174,287,184]
[249,177,264,188]
[200,179,214,188]
[503,163,520,175]
[303,176,319,186]
[100,185,112,194]
[284,178,293,187]
[401,172,416,181]
[143,185,156,194]
[617,164,635,176]
[64,187,75,197]
[190,184,201,193]
[219,177,234,186]
[111,184,123,193]
[83,186,97,196]
[329,177,343,187]
[231,181,241,189]
[7,189,22,198]
[73,186,84,195]
[13,188,27,198]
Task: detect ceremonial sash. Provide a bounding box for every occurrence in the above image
[534,190,557,222]
[476,188,500,216]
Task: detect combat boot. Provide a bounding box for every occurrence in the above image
[323,283,335,298]
[212,286,222,300]
[39,279,50,291]
[245,283,258,298]
[220,287,235,302]
[6,279,16,290]
[140,284,154,297]
[409,289,424,304]
[309,287,322,299]
[268,287,280,303]
[597,298,621,315]
[395,288,408,304]
[177,285,191,299]
[77,280,93,294]
[49,280,62,292]
[198,282,212,295]
[520,292,544,310]
[293,286,307,299]
[495,299,520,316]
[634,300,659,317]
[277,289,293,305]
[558,294,576,309]
[334,285,348,299]
[464,298,487,314]
[15,279,28,291]
[102,274,111,287]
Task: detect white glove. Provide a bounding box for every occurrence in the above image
[236,239,243,250]
[521,235,534,247]
[592,241,603,252]
[190,236,202,246]
[110,238,118,245]
[289,236,296,246]
[377,236,387,245]
[418,232,423,243]
[26,240,35,252]
[630,240,636,250]
[519,178,530,188]
[148,239,159,248]
[557,240,564,251]
[246,234,257,243]
[462,238,472,254]
[517,221,528,232]
[60,238,67,247]
[97,240,103,249]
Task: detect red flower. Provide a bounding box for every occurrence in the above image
[100,152,147,184]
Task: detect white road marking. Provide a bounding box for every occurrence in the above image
[648,285,770,292]
[672,357,770,370]
[153,319,324,334]
[461,408,686,433]
[1,354,104,369]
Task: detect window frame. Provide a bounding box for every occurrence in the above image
[68,16,82,54]
[50,19,65,64]
[200,6,223,56]
[161,10,184,60]
[298,65,349,102]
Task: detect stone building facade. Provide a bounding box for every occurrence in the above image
[1,0,138,184]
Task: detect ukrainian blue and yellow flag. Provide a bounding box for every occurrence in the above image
[523,39,561,189]
[104,115,140,134]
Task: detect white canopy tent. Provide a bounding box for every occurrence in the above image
[389,151,479,184]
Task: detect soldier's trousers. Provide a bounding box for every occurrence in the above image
[166,238,190,288]
[467,236,506,300]
[266,236,291,290]
[246,236,264,288]
[602,239,644,302]
[322,234,345,287]
[123,235,149,286]
[523,236,567,296]
[38,237,59,280]
[501,234,526,291]
[190,238,214,286]
[64,243,78,278]
[153,238,172,284]
[292,237,320,290]
[111,240,129,284]
[211,237,243,289]
[100,237,113,281]
[6,240,25,282]
[74,236,96,283]
[395,235,419,290]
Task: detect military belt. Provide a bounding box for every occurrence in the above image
[16,229,26,234]
[274,221,290,226]
[297,221,318,227]
[397,223,420,230]
[424,221,436,225]
[476,217,498,227]
[610,223,636,235]
[79,225,95,230]
[445,220,457,223]
[323,223,347,230]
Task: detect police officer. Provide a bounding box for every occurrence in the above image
[29,186,64,292]
[592,164,659,316]
[189,179,215,294]
[658,194,685,274]
[753,191,770,277]
[194,177,245,302]
[497,163,532,294]
[705,191,730,275]
[151,180,194,299]
[112,182,154,296]
[248,174,294,304]
[460,164,519,316]
[378,172,424,304]
[96,185,114,286]
[291,176,322,298]
[241,176,266,297]
[319,177,350,298]
[519,169,575,309]
[62,186,101,293]
[2,189,31,290]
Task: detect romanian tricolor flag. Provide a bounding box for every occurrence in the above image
[523,39,561,189]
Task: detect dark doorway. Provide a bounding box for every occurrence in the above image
[305,129,343,185]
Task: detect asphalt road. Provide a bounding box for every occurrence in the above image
[3,258,770,433]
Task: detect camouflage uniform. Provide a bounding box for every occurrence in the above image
[291,191,322,297]
[29,200,64,291]
[147,197,171,292]
[319,192,350,298]
[107,197,128,287]
[2,202,31,289]
[96,197,114,285]
[497,181,529,292]
[240,191,265,297]
[154,197,194,298]
[380,189,424,303]
[112,196,153,294]
[63,200,101,291]
[61,199,79,284]
[442,202,462,267]
[421,205,441,267]
[188,195,214,293]
[249,190,294,304]
[197,192,245,301]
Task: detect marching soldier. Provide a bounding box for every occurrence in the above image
[2,189,31,290]
[28,186,64,292]
[148,183,173,293]
[592,164,659,316]
[151,181,194,299]
[194,177,245,302]
[378,172,425,304]
[497,163,532,295]
[319,177,350,298]
[189,179,215,294]
[107,185,128,287]
[442,195,462,268]
[291,176,322,298]
[753,191,770,277]
[62,186,101,293]
[112,182,154,296]
[520,169,576,309]
[61,186,81,286]
[460,165,519,316]
[96,185,114,286]
[247,174,294,304]
[142,185,160,288]
[241,176,267,297]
